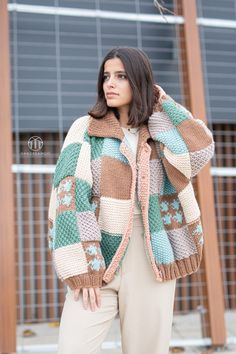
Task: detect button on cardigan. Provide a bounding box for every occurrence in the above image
[47,85,215,290]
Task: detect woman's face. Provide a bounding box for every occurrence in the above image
[103,57,133,111]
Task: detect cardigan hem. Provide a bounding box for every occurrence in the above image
[158,250,202,281]
[63,272,105,290]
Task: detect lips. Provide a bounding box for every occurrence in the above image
[107,93,118,97]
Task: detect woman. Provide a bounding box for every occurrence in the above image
[48,47,215,354]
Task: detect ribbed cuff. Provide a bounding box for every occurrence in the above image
[64,272,105,290]
[158,251,202,281]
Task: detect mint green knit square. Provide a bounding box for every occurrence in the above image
[83,130,90,143]
[148,195,164,234]
[101,232,122,268]
[53,143,82,188]
[91,137,104,160]
[54,211,80,249]
[75,178,92,212]
[162,98,189,126]
[160,174,177,196]
[151,230,175,264]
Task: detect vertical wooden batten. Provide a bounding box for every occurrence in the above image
[177,0,226,346]
[0,0,17,353]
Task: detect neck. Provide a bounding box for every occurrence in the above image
[117,106,131,128]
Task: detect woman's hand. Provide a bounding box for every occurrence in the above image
[73,287,101,312]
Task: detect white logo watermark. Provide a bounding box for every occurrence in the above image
[28,136,44,152]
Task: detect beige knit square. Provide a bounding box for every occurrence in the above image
[48,187,57,222]
[178,182,200,223]
[75,141,93,186]
[164,146,191,179]
[98,196,131,234]
[53,243,88,280]
[62,115,90,150]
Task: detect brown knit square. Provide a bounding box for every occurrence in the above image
[100,156,132,199]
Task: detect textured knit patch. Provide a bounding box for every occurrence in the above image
[178,183,200,223]
[156,128,188,154]
[149,110,175,132]
[98,196,131,234]
[178,118,213,152]
[61,115,89,150]
[167,226,197,260]
[188,218,204,245]
[83,130,91,143]
[91,158,101,196]
[149,159,164,195]
[190,143,215,177]
[163,147,191,179]
[148,195,164,234]
[161,98,189,126]
[102,137,129,164]
[82,241,106,272]
[54,210,80,249]
[151,230,175,264]
[149,140,159,160]
[101,233,122,268]
[53,143,82,187]
[100,156,132,199]
[74,142,93,185]
[75,178,92,212]
[159,194,186,230]
[48,187,57,221]
[160,174,177,196]
[48,219,55,251]
[90,137,104,160]
[162,157,190,194]
[56,176,76,214]
[90,195,100,220]
[53,243,88,279]
[77,211,101,242]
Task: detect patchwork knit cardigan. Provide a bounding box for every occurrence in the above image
[47,86,215,290]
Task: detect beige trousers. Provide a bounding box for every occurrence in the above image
[57,213,176,354]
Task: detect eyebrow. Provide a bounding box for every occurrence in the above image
[103,70,126,74]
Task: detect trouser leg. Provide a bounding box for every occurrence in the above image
[119,213,176,354]
[57,274,120,354]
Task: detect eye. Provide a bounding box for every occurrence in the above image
[118,74,127,79]
[103,74,109,81]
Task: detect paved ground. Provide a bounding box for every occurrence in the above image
[15,310,236,354]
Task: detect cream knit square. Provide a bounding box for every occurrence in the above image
[75,141,93,186]
[164,146,191,179]
[62,115,90,150]
[53,243,88,280]
[48,187,57,222]
[98,196,132,234]
[178,182,200,223]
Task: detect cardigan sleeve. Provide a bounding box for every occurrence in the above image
[148,86,215,179]
[47,119,105,290]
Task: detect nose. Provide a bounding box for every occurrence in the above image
[106,76,116,87]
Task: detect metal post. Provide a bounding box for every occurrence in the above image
[0,0,17,352]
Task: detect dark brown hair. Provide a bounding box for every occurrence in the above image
[88,47,160,128]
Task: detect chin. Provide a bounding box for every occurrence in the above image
[106,100,119,106]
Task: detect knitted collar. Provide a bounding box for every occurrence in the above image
[87,109,152,149]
